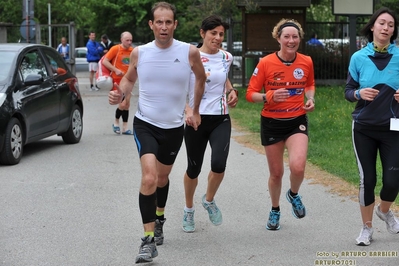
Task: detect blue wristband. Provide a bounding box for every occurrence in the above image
[355,90,361,100]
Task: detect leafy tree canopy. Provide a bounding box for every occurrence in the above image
[1,0,371,44]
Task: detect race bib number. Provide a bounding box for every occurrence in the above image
[390,118,399,131]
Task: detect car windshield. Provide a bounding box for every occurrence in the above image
[75,48,86,58]
[0,51,17,83]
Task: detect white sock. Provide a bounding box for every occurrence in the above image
[184,206,194,212]
[203,198,213,204]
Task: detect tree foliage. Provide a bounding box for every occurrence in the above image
[375,0,399,14]
[307,0,334,22]
[0,0,353,45]
[0,0,23,24]
[173,0,241,42]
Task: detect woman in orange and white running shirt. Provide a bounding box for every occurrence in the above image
[246,18,315,231]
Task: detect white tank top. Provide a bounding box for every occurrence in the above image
[136,39,191,128]
[188,49,232,115]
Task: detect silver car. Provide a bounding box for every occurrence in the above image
[74,47,88,72]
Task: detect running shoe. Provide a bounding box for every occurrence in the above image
[201,194,223,225]
[266,210,281,230]
[135,236,158,263]
[286,190,306,219]
[182,209,195,233]
[355,225,373,246]
[154,219,165,246]
[90,84,99,91]
[375,205,399,234]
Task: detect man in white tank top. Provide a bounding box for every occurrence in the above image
[108,2,206,264]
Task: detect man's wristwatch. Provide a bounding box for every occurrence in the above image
[262,94,267,103]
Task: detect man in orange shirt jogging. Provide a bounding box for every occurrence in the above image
[103,32,134,135]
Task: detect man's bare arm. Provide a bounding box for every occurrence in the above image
[189,45,206,114]
[119,48,138,96]
[102,57,116,72]
[109,48,138,105]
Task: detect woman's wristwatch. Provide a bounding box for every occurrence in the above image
[227,88,238,96]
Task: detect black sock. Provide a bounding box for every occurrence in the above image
[272,206,280,212]
[139,192,157,224]
[156,214,165,221]
[156,181,169,208]
[289,189,298,197]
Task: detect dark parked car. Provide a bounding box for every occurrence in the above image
[0,43,83,165]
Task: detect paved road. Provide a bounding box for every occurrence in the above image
[1,73,398,265]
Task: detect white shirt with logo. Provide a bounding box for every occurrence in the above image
[188,49,233,115]
[136,39,191,129]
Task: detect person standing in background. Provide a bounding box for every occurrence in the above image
[108,2,206,264]
[246,18,315,231]
[344,7,399,246]
[182,15,238,233]
[102,32,134,135]
[57,37,70,60]
[86,31,103,91]
[100,34,115,55]
[306,32,324,47]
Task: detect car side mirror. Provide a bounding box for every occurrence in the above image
[24,74,43,86]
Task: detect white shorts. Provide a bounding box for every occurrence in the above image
[89,62,98,72]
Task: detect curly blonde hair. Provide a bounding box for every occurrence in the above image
[272,18,304,40]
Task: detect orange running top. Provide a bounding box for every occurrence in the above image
[105,44,133,83]
[246,52,315,119]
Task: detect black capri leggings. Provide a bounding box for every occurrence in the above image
[185,115,231,179]
[353,122,399,206]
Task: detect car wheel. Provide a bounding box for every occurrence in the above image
[62,105,83,144]
[0,118,23,165]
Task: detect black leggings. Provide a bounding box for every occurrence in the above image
[185,115,231,179]
[353,122,399,206]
